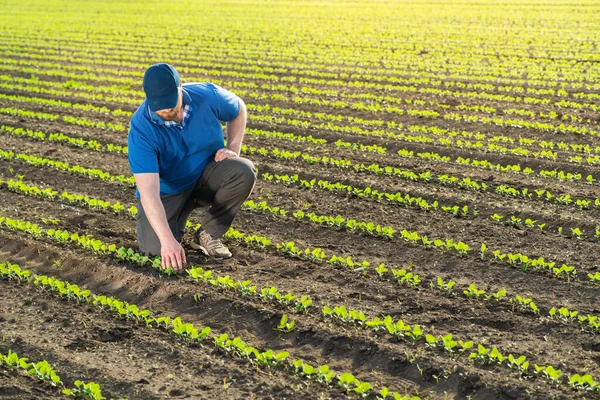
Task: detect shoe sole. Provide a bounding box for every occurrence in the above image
[190,241,232,259]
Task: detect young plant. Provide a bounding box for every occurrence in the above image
[431,277,456,293]
[480,243,487,260]
[275,314,296,332]
[507,354,529,374]
[63,381,105,399]
[295,296,313,313]
[463,284,486,300]
[375,263,388,278]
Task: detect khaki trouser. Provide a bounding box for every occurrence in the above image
[136,157,256,256]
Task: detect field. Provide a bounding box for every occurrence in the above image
[0,0,600,399]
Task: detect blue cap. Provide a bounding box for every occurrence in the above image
[143,63,181,112]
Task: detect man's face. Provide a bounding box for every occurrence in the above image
[155,85,183,121]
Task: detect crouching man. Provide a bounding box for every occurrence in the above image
[127,63,256,271]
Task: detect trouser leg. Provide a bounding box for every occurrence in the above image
[136,188,193,256]
[191,157,256,238]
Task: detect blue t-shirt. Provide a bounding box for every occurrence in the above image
[128,82,240,197]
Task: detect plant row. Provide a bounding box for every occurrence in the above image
[0,147,135,186]
[3,184,600,365]
[4,79,598,165]
[320,301,597,391]
[2,46,596,105]
[1,217,597,394]
[5,28,597,87]
[4,75,593,139]
[0,150,588,286]
[3,90,599,177]
[1,176,597,322]
[261,172,475,217]
[0,259,417,399]
[3,117,599,242]
[0,348,117,400]
[4,119,597,236]
[4,39,593,92]
[240,143,600,214]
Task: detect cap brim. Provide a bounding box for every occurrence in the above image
[147,90,178,112]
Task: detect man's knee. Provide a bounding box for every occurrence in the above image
[227,157,256,189]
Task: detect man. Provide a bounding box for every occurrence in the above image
[128,63,256,271]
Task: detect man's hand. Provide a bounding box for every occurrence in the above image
[160,236,186,271]
[215,148,238,162]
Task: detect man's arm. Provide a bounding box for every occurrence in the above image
[215,99,247,161]
[134,172,186,271]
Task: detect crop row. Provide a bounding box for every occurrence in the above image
[4,121,598,236]
[247,99,597,139]
[0,176,575,316]
[3,177,600,380]
[3,92,600,188]
[3,42,598,100]
[0,135,592,283]
[3,74,599,162]
[0,163,590,291]
[2,71,595,134]
[262,172,600,242]
[239,144,600,215]
[2,70,596,143]
[0,126,533,229]
[248,104,599,151]
[261,172,474,216]
[6,110,598,224]
[3,78,600,173]
[7,191,600,342]
[0,348,116,400]
[398,149,600,182]
[4,108,600,228]
[4,25,598,86]
[0,147,135,186]
[4,37,595,90]
[0,258,417,399]
[1,218,597,394]
[5,88,598,179]
[2,70,597,125]
[0,174,596,320]
[0,130,595,285]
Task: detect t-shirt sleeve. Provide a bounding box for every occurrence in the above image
[128,125,159,174]
[210,83,241,122]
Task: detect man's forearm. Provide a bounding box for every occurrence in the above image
[140,193,174,244]
[226,101,247,155]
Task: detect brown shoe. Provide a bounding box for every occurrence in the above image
[191,229,232,259]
